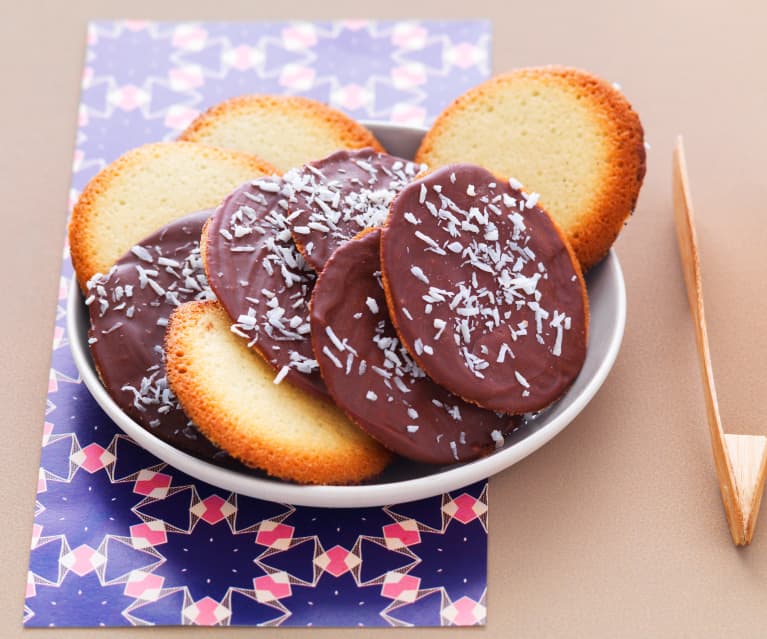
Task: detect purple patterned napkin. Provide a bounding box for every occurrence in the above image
[25,20,492,627]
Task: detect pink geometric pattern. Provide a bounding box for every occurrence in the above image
[37,468,47,494]
[71,442,115,473]
[61,544,107,577]
[133,470,172,498]
[256,521,295,550]
[442,595,487,626]
[183,596,231,625]
[382,519,422,549]
[445,42,487,69]
[30,524,43,550]
[392,23,428,49]
[443,493,489,525]
[315,545,361,577]
[381,572,421,602]
[124,571,165,601]
[26,571,37,598]
[130,520,168,549]
[253,572,292,602]
[190,494,235,525]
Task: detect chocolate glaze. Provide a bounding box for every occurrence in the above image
[284,148,422,270]
[311,229,519,464]
[86,209,235,464]
[204,176,327,398]
[381,165,588,414]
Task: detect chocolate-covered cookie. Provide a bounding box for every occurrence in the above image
[380,164,589,414]
[203,176,326,398]
[85,209,230,462]
[310,229,518,464]
[284,148,422,270]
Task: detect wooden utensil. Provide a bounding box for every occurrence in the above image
[672,136,767,545]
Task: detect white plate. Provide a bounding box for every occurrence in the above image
[67,122,626,508]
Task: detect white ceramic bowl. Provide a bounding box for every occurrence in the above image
[68,122,626,508]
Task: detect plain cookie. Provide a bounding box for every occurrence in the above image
[179,95,384,173]
[69,141,275,289]
[164,300,392,485]
[415,66,646,270]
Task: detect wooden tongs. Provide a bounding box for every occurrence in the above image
[673,137,767,545]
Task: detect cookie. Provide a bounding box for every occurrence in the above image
[69,141,275,289]
[380,164,589,414]
[164,300,393,484]
[203,176,326,398]
[283,148,422,270]
[311,228,519,464]
[85,209,233,464]
[415,66,646,270]
[178,95,384,173]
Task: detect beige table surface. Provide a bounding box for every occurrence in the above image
[3,1,766,637]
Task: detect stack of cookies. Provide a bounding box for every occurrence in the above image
[71,66,645,485]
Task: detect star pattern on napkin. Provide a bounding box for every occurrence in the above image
[26,19,491,628]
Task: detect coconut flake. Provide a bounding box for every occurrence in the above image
[365,297,379,314]
[273,366,290,384]
[410,265,429,284]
